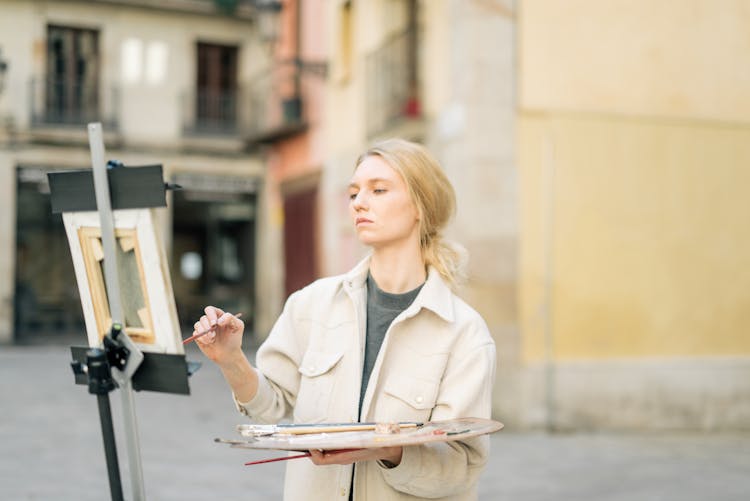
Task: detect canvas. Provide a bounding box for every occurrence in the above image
[63,208,183,354]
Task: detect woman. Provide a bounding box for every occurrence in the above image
[193,139,496,500]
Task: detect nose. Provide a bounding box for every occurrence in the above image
[351,191,368,210]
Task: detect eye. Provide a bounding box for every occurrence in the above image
[348,192,358,200]
[373,188,386,194]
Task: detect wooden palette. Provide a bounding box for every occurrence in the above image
[215,417,503,452]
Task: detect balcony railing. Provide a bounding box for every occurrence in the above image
[29,77,119,129]
[246,61,307,144]
[182,88,244,136]
[365,28,421,136]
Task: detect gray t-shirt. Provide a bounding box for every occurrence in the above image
[358,272,424,416]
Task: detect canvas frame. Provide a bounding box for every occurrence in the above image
[63,208,183,354]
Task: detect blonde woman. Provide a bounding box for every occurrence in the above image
[193,139,496,500]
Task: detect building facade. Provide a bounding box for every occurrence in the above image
[320,0,519,423]
[0,0,271,344]
[517,0,750,429]
[319,0,750,429]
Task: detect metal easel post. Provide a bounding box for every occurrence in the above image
[88,122,146,500]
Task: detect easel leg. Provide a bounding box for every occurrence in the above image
[120,380,146,500]
[97,393,124,501]
[86,347,125,501]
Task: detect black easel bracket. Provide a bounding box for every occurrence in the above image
[71,345,201,395]
[48,164,168,214]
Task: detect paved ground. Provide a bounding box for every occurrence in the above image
[1,341,748,500]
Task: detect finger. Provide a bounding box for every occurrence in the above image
[218,312,244,332]
[307,449,325,466]
[309,449,369,466]
[198,315,212,332]
[204,305,226,325]
[194,318,216,344]
[196,331,214,345]
[331,449,371,463]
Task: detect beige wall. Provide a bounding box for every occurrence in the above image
[519,114,750,361]
[520,0,750,122]
[518,0,750,428]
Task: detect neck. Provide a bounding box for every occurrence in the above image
[369,243,426,294]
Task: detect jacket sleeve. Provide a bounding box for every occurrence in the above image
[381,337,496,498]
[233,290,307,423]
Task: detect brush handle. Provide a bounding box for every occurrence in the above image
[244,452,311,466]
[275,421,422,435]
[244,449,362,466]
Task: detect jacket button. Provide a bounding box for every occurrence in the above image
[415,396,423,404]
[308,366,316,373]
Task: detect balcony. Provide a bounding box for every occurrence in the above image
[365,28,422,137]
[246,61,307,145]
[29,77,119,132]
[182,88,244,136]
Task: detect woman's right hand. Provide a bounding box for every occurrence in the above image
[193,306,245,365]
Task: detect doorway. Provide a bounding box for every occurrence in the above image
[282,182,319,298]
[170,175,257,337]
[14,166,84,341]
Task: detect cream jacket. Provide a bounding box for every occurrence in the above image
[235,257,496,500]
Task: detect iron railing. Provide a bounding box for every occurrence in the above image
[365,28,421,136]
[29,77,119,129]
[182,87,244,135]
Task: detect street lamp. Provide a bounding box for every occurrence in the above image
[252,0,283,45]
[251,0,327,77]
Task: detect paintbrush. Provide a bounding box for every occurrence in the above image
[182,313,243,345]
[243,449,362,466]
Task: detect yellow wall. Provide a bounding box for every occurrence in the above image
[519,0,750,362]
[520,114,750,361]
[520,0,750,122]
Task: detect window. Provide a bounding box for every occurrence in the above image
[45,25,100,124]
[195,42,239,132]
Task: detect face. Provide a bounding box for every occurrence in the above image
[348,155,420,250]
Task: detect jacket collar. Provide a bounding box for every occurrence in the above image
[342,255,455,323]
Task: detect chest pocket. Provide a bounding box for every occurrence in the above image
[382,375,439,422]
[294,350,344,423]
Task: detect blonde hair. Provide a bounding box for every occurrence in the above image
[356,138,466,287]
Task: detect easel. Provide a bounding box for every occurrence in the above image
[48,123,199,500]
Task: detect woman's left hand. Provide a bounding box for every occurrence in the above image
[308,446,403,467]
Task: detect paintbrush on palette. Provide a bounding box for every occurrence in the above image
[182,313,243,345]
[243,449,362,466]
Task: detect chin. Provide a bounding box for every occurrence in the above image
[355,232,383,247]
[356,236,378,247]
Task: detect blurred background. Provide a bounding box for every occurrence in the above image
[1,1,749,499]
[0,0,748,452]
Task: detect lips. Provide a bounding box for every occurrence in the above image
[355,217,373,225]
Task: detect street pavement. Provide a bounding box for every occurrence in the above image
[1,340,748,500]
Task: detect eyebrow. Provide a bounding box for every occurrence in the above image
[348,177,392,189]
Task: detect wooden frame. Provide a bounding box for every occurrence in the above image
[63,209,183,354]
[77,226,154,345]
